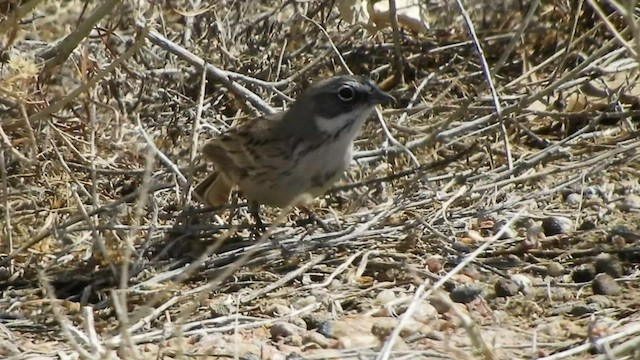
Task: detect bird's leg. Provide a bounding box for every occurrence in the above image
[248,201,267,234]
[227,191,239,224]
[299,205,332,232]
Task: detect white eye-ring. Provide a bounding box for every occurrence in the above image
[337,85,355,102]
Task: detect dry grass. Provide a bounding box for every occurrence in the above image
[1,0,640,359]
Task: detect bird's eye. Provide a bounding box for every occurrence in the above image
[337,85,355,102]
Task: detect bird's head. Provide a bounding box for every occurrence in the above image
[283,75,395,136]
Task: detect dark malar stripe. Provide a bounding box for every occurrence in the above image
[287,120,357,170]
[301,121,356,155]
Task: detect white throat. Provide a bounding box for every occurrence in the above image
[314,107,374,137]
[278,106,374,203]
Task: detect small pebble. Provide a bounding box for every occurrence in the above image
[611,225,640,241]
[0,267,11,282]
[429,295,451,314]
[592,274,620,296]
[461,265,481,280]
[302,331,332,348]
[560,187,578,201]
[450,286,482,304]
[293,296,317,309]
[584,186,601,199]
[337,334,380,349]
[303,314,326,330]
[285,352,304,360]
[594,254,623,278]
[542,216,573,236]
[476,214,496,230]
[270,322,304,340]
[492,219,516,239]
[565,193,582,206]
[329,279,342,289]
[290,317,307,330]
[578,219,597,230]
[316,317,374,339]
[425,255,443,273]
[586,295,614,309]
[618,194,640,211]
[571,303,601,316]
[286,334,303,346]
[371,318,424,339]
[370,304,394,318]
[494,278,519,297]
[511,274,532,293]
[0,340,20,356]
[376,289,397,305]
[396,233,418,252]
[264,304,292,317]
[524,222,545,249]
[572,263,597,282]
[316,321,334,338]
[370,322,395,339]
[545,262,565,277]
[527,264,549,276]
[611,235,626,248]
[452,241,472,253]
[411,302,437,323]
[589,317,614,337]
[613,181,635,195]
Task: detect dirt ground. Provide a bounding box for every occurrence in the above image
[1,0,640,359]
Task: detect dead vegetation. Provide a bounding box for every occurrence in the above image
[1,0,640,359]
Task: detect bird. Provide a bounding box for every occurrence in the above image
[194,74,395,230]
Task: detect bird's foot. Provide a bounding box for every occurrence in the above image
[297,206,334,232]
[247,201,270,240]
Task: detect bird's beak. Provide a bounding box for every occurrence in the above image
[372,88,396,105]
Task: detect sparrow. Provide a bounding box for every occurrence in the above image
[194,75,395,229]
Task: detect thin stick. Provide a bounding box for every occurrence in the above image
[540,321,640,360]
[453,0,512,171]
[586,0,639,59]
[30,23,149,123]
[136,19,273,116]
[0,0,46,35]
[136,115,187,185]
[0,182,172,267]
[0,148,13,274]
[376,207,527,360]
[388,0,405,83]
[188,65,208,201]
[492,0,540,76]
[41,0,123,72]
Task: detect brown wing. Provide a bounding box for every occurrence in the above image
[201,141,246,177]
[201,111,287,183]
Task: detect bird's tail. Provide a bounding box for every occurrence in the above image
[193,172,233,207]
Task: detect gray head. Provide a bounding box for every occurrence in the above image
[280,75,395,136]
